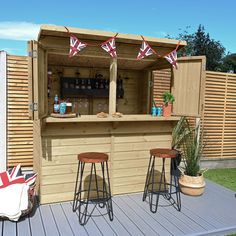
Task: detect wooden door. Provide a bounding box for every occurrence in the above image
[28,40,47,120]
[171,56,206,117]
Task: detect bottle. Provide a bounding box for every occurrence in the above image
[75,79,80,89]
[53,94,60,113]
[87,79,92,89]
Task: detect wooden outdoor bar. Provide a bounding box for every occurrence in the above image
[28,25,205,204]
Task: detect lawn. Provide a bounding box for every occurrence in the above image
[204,168,236,192]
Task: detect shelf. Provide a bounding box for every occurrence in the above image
[44,115,181,123]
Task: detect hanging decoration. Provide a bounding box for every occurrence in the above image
[65,27,87,57]
[137,36,157,60]
[101,33,118,58]
[64,27,181,62]
[69,34,87,57]
[164,41,180,69]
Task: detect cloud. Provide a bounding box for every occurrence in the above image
[0,21,41,41]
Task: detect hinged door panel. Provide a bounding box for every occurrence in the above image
[171,56,206,117]
[28,40,47,120]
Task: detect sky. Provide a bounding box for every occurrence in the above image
[0,0,235,56]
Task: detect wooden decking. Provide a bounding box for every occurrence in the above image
[1,180,236,236]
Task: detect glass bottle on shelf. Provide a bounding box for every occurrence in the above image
[99,79,104,89]
[95,79,99,89]
[87,79,92,89]
[75,79,80,89]
[53,94,60,113]
[81,79,86,90]
[105,79,109,90]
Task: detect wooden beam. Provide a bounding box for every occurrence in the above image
[109,58,117,114]
[39,24,187,48]
[0,51,7,171]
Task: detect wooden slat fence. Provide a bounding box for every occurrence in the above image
[202,71,236,159]
[7,55,33,167]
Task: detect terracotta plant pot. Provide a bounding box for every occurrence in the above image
[163,103,172,117]
[179,174,206,196]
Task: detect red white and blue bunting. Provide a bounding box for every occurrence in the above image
[137,36,157,60]
[65,27,181,69]
[101,33,118,58]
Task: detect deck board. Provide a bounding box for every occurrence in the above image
[114,196,159,236]
[49,204,74,236]
[62,202,88,236]
[17,217,31,236]
[2,220,16,236]
[39,204,59,236]
[1,180,236,236]
[120,195,172,236]
[130,194,184,235]
[95,203,130,236]
[28,204,46,236]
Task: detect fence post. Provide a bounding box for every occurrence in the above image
[0,51,7,171]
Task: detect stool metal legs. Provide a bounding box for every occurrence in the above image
[143,155,181,213]
[72,161,113,225]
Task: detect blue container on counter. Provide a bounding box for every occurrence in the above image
[151,106,157,116]
[59,102,67,115]
[156,107,162,116]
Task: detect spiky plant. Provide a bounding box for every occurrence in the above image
[182,121,203,176]
[172,116,191,150]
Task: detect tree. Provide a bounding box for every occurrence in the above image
[221,53,236,73]
[173,25,226,71]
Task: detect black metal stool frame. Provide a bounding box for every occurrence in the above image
[143,154,181,213]
[72,160,113,225]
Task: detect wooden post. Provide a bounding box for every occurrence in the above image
[109,58,117,115]
[147,70,152,114]
[0,51,7,171]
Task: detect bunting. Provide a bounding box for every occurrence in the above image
[69,34,87,57]
[164,50,178,69]
[64,27,181,63]
[101,33,118,58]
[164,41,180,69]
[137,36,157,60]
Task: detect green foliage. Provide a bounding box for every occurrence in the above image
[221,53,236,73]
[182,120,203,176]
[163,92,175,106]
[205,168,236,192]
[172,116,191,149]
[172,116,204,176]
[168,25,226,71]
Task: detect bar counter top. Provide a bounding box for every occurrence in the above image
[44,114,180,123]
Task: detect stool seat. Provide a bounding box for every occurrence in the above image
[78,152,108,163]
[150,148,178,158]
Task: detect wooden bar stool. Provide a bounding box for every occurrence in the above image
[143,148,181,213]
[72,152,113,225]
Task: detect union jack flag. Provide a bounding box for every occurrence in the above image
[164,50,178,69]
[137,40,156,60]
[69,34,87,57]
[101,37,117,58]
[0,165,25,189]
[0,164,37,189]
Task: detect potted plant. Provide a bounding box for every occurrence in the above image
[171,116,191,166]
[163,92,175,117]
[178,119,206,196]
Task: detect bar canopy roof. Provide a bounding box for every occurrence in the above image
[39,25,187,70]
